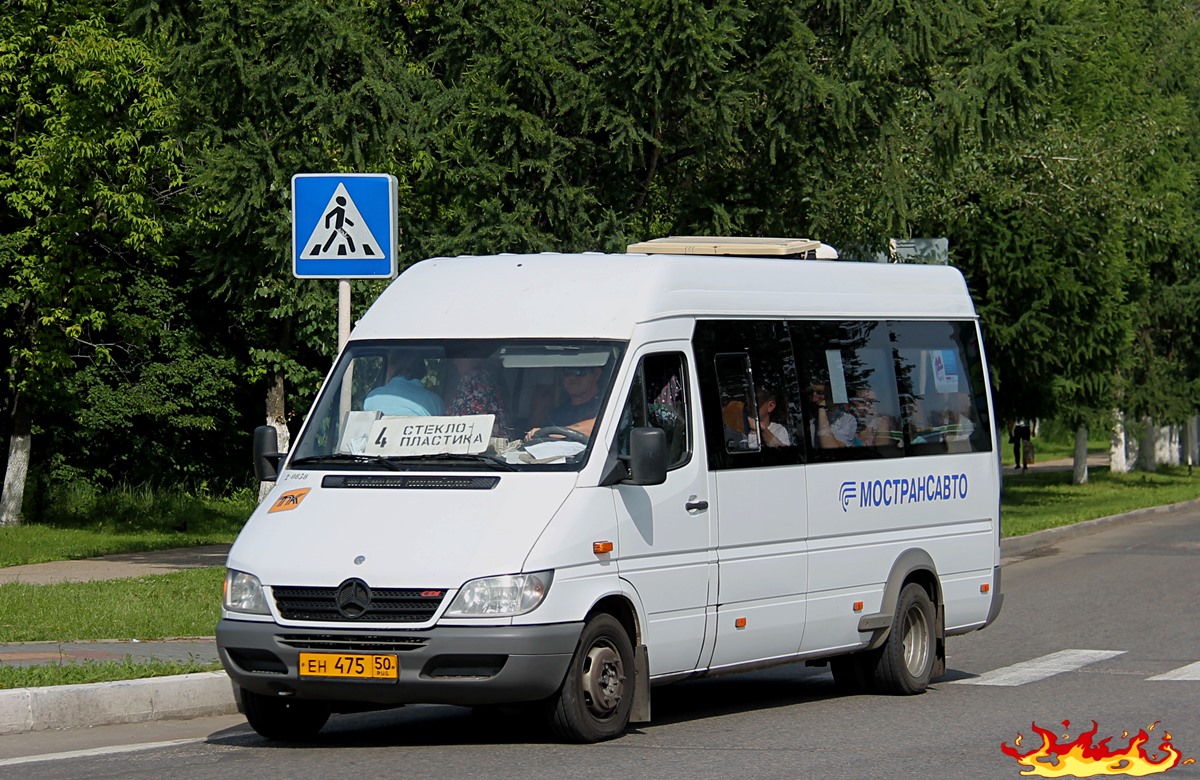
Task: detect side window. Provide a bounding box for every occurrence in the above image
[792,321,904,461]
[892,321,993,455]
[617,352,691,468]
[694,320,804,470]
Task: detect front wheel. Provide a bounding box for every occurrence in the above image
[241,688,331,741]
[546,614,634,743]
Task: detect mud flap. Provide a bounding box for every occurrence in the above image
[630,644,651,724]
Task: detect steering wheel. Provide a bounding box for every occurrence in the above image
[528,426,589,445]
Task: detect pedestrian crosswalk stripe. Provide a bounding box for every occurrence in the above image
[952,649,1126,687]
[1148,661,1200,681]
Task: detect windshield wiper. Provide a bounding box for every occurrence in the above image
[288,454,403,471]
[390,453,519,471]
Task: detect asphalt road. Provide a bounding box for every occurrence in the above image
[5,505,1200,780]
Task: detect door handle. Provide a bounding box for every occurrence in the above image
[685,499,709,512]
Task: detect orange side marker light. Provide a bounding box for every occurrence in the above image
[593,541,614,555]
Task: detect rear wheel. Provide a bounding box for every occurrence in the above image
[546,614,634,743]
[241,688,330,741]
[870,583,936,694]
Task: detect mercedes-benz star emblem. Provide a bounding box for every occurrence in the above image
[335,578,371,619]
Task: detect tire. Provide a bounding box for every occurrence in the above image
[870,583,936,695]
[241,688,331,741]
[546,614,635,743]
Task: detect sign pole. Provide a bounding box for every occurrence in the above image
[338,279,352,416]
[337,280,351,351]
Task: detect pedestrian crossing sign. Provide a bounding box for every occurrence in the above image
[292,173,398,279]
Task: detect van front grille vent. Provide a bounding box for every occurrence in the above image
[321,475,500,490]
[276,634,429,652]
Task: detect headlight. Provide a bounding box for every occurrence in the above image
[445,571,553,617]
[224,569,270,615]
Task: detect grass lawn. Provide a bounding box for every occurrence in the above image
[0,485,257,568]
[1001,465,1200,537]
[0,659,223,691]
[0,567,224,643]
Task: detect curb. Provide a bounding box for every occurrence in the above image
[0,671,237,735]
[1000,497,1200,561]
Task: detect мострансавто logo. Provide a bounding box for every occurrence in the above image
[1002,720,1194,777]
[840,473,968,512]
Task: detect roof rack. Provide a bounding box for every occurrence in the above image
[626,236,823,257]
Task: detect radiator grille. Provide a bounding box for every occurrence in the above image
[273,585,446,623]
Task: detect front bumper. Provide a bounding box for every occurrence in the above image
[217,619,582,708]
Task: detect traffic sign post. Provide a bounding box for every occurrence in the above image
[292,173,399,352]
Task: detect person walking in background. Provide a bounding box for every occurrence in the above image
[1012,419,1033,471]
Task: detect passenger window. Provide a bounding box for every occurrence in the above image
[891,321,992,455]
[793,321,903,461]
[693,320,804,469]
[617,353,691,468]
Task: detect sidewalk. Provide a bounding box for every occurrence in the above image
[1000,452,1108,477]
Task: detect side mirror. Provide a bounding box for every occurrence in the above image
[626,428,668,486]
[253,425,283,482]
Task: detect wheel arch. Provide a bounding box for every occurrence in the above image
[858,548,944,653]
[586,594,641,646]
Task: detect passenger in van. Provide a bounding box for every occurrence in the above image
[525,365,603,440]
[811,383,856,449]
[445,354,509,434]
[849,387,893,447]
[746,386,791,448]
[363,353,445,416]
[721,395,751,450]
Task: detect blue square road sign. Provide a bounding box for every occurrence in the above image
[292,173,398,279]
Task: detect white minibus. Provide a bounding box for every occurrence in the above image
[218,236,1003,743]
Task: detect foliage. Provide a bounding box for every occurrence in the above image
[0,0,1196,502]
[133,0,429,420]
[0,0,183,406]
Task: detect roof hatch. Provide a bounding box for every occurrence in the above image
[625,236,832,258]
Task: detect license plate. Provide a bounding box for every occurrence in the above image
[298,652,398,680]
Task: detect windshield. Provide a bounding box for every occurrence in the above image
[290,339,626,471]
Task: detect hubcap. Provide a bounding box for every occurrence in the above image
[901,604,931,676]
[581,640,625,716]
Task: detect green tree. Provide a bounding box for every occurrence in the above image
[0,0,183,524]
[134,0,425,454]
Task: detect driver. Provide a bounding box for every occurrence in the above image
[526,365,603,441]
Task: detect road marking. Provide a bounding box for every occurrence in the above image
[952,649,1126,686]
[1148,661,1200,681]
[0,738,204,768]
